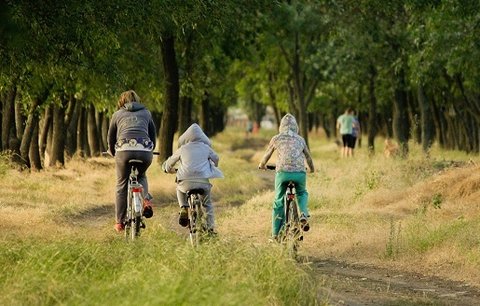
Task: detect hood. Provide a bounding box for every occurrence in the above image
[123,101,145,112]
[178,123,211,147]
[278,113,298,134]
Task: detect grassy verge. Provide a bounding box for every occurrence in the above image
[0,230,317,305]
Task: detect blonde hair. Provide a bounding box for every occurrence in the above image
[117,90,141,109]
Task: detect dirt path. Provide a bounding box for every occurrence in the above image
[308,258,480,305]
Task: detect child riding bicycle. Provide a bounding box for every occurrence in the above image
[162,123,223,233]
[258,113,315,241]
[107,90,156,232]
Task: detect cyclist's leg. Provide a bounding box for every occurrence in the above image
[291,172,309,217]
[176,182,190,227]
[114,151,131,224]
[198,183,214,230]
[132,151,153,197]
[273,172,288,236]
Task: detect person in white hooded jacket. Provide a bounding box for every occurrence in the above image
[162,123,223,232]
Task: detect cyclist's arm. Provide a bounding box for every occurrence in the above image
[148,114,157,150]
[163,149,181,173]
[209,149,219,166]
[107,114,118,156]
[258,138,275,169]
[303,142,315,173]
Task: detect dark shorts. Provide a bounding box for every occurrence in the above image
[342,134,355,148]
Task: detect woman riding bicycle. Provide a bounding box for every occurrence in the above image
[107,90,156,232]
[258,113,315,241]
[162,123,223,234]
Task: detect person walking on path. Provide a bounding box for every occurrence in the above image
[107,90,156,232]
[336,107,355,158]
[351,112,361,156]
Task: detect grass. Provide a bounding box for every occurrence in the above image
[0,231,317,306]
[1,127,480,304]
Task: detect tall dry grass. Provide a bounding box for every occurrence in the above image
[1,127,479,305]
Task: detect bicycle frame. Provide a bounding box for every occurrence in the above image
[125,160,145,241]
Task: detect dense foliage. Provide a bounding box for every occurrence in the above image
[1,0,479,169]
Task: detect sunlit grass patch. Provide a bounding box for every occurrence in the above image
[0,229,318,306]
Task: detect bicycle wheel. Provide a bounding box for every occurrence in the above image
[284,199,300,256]
[131,216,141,239]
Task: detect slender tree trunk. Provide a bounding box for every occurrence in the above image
[29,121,42,171]
[15,102,25,142]
[431,95,446,149]
[1,85,16,150]
[95,110,106,153]
[158,34,179,162]
[178,96,193,135]
[199,92,211,136]
[66,98,80,156]
[39,104,53,158]
[393,70,410,158]
[178,32,194,135]
[76,106,89,157]
[368,65,377,154]
[87,104,100,157]
[418,85,435,155]
[19,99,41,168]
[49,100,67,167]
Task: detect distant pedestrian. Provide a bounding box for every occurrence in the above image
[246,120,253,138]
[351,112,361,156]
[336,107,355,158]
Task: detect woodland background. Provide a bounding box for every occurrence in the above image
[1,0,479,169]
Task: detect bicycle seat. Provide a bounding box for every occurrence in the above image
[187,189,204,196]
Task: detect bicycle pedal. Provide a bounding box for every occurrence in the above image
[141,222,146,229]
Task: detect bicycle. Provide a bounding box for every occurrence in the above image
[185,188,209,247]
[264,164,305,256]
[124,159,146,241]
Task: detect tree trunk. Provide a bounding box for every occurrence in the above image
[19,99,41,168]
[199,92,211,136]
[1,85,16,150]
[178,96,193,135]
[95,110,106,153]
[158,34,179,162]
[49,100,67,167]
[367,65,377,154]
[39,104,53,158]
[76,106,89,157]
[87,104,100,157]
[418,85,435,155]
[15,102,25,142]
[66,98,81,156]
[178,32,194,135]
[29,121,42,171]
[393,70,410,158]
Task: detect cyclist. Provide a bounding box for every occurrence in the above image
[162,123,223,233]
[107,90,156,232]
[258,113,315,241]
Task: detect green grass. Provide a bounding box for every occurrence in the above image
[0,229,318,306]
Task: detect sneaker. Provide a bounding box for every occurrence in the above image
[143,199,153,218]
[178,207,189,227]
[269,236,279,243]
[114,223,125,232]
[207,228,218,237]
[300,215,310,232]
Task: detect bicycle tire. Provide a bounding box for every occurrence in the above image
[284,199,300,256]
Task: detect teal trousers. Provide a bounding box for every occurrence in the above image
[272,171,309,236]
